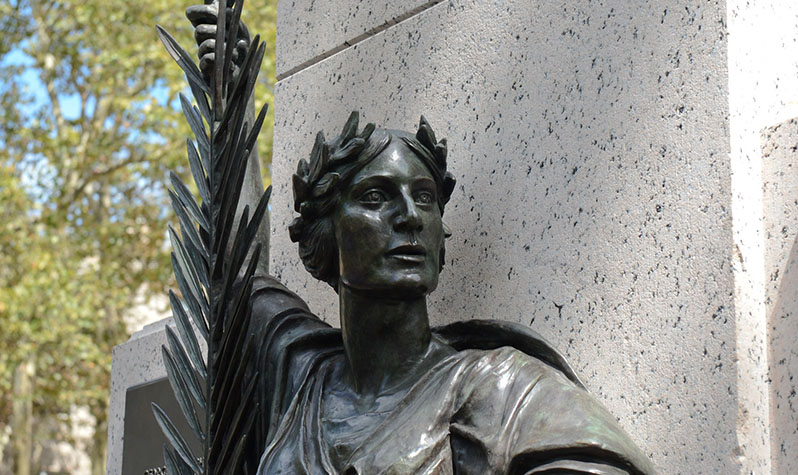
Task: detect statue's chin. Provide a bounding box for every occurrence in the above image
[339,278,437,300]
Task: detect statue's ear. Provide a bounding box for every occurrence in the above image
[443,222,452,238]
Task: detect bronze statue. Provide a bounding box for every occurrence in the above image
[158,3,656,473]
[248,118,655,474]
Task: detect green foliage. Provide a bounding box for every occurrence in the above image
[0,0,276,457]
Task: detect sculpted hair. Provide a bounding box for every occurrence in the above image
[289,112,457,290]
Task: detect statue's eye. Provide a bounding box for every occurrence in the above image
[360,189,387,204]
[415,191,434,205]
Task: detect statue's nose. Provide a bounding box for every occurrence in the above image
[394,192,423,232]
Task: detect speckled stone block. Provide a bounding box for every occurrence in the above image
[276,0,439,78]
[270,1,738,472]
[762,119,798,474]
[106,319,171,474]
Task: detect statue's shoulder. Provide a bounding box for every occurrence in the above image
[435,321,655,475]
[432,319,585,388]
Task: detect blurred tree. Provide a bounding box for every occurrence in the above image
[0,0,276,473]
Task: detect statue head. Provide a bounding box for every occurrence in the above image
[289,112,456,293]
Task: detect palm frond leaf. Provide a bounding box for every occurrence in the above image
[154,1,269,473]
[163,445,194,475]
[152,403,200,473]
[165,326,205,407]
[168,290,207,379]
[161,345,204,440]
[155,25,210,95]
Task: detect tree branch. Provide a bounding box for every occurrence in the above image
[30,0,65,134]
[57,137,183,213]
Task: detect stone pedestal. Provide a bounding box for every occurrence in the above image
[265,1,798,473]
[106,320,171,474]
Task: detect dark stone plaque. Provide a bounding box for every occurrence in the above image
[122,378,203,475]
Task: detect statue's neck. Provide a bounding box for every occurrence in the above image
[338,285,433,397]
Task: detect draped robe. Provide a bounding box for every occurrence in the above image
[249,276,655,475]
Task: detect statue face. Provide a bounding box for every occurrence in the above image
[334,140,444,298]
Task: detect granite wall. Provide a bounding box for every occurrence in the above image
[270,1,739,473]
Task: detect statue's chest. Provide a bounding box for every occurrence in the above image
[320,363,412,464]
[316,356,463,474]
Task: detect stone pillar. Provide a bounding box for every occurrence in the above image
[269,0,798,472]
[761,119,798,473]
[727,1,798,472]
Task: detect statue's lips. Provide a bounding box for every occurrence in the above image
[387,244,426,263]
